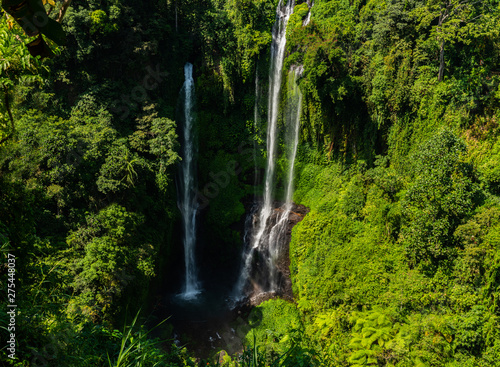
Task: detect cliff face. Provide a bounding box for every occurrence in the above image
[274,203,310,300]
[244,202,309,306]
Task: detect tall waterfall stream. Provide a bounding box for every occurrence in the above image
[178,62,201,300]
[152,2,307,357]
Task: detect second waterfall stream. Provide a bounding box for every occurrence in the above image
[178,62,201,300]
[234,0,303,301]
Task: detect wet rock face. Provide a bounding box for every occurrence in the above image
[273,203,309,301]
[242,202,309,305]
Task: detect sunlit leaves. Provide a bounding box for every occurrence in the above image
[400,129,480,269]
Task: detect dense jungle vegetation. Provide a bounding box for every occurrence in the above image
[2,0,500,365]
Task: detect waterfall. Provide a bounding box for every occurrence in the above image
[253,67,260,189]
[233,0,298,301]
[303,1,313,26]
[178,62,201,300]
[254,68,260,132]
[268,66,303,291]
[252,0,295,252]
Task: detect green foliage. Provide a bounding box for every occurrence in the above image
[291,131,499,364]
[69,204,145,308]
[106,311,189,367]
[480,137,500,194]
[0,16,48,141]
[400,129,481,270]
[97,141,141,194]
[245,299,303,361]
[224,0,274,79]
[288,3,310,30]
[348,310,396,366]
[2,0,500,365]
[90,9,119,35]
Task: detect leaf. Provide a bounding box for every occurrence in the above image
[348,349,368,363]
[279,334,290,344]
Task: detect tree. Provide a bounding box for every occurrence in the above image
[68,204,146,320]
[400,129,480,269]
[1,0,71,49]
[97,141,142,195]
[415,0,497,81]
[0,19,44,143]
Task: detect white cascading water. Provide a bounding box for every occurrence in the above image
[178,63,201,300]
[268,66,303,291]
[253,67,260,188]
[254,67,260,133]
[252,0,295,251]
[233,0,296,300]
[303,1,313,26]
